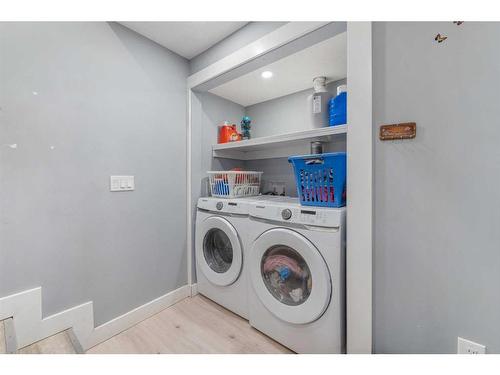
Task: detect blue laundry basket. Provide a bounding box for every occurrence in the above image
[288,152,346,208]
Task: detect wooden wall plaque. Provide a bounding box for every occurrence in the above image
[380,122,416,141]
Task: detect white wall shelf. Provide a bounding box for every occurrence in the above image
[212,125,347,160]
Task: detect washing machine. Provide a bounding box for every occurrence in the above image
[195,196,281,319]
[247,197,346,353]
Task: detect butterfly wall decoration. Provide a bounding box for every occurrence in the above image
[435,33,447,43]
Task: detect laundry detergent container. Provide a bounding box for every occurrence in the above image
[288,152,346,207]
[329,85,347,126]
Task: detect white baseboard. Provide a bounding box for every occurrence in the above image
[3,318,17,354]
[190,283,198,296]
[0,285,190,351]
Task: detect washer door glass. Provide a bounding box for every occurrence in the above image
[203,228,233,273]
[261,245,311,306]
[250,228,331,324]
[196,215,243,287]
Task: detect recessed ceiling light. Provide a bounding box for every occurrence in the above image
[261,71,273,79]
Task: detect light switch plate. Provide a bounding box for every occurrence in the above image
[457,337,486,354]
[110,176,135,192]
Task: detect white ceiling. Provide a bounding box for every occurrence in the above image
[209,32,347,107]
[120,22,248,59]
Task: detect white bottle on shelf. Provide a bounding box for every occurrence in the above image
[308,76,330,129]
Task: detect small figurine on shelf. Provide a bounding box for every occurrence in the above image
[240,116,252,140]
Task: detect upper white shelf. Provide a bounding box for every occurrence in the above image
[212,125,347,160]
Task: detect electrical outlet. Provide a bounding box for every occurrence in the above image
[457,337,486,354]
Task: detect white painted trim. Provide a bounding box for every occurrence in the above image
[187,22,329,89]
[190,283,198,296]
[0,285,190,351]
[67,328,85,354]
[187,88,193,287]
[3,318,17,354]
[346,21,373,353]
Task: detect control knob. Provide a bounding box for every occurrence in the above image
[281,209,292,220]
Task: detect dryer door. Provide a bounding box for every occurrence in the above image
[196,216,243,286]
[250,228,331,324]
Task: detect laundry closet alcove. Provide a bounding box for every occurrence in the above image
[186,22,373,353]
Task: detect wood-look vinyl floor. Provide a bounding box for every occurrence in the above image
[87,295,292,354]
[4,295,291,354]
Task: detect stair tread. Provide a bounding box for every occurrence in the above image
[0,320,6,354]
[18,331,76,354]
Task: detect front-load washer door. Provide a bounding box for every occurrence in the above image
[250,228,331,324]
[196,216,243,286]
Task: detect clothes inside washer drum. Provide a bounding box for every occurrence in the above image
[260,246,312,306]
[262,254,303,277]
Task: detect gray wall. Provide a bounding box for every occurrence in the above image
[373,22,500,353]
[244,158,297,197]
[199,93,246,174]
[246,79,346,138]
[189,22,287,74]
[0,22,189,325]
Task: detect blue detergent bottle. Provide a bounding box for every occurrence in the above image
[329,84,347,126]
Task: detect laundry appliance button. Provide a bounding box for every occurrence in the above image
[281,209,292,220]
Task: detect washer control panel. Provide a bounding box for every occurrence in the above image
[197,197,252,215]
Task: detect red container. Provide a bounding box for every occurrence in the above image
[218,123,241,143]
